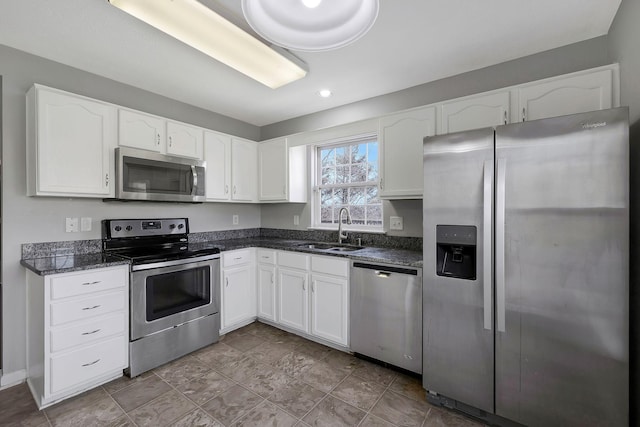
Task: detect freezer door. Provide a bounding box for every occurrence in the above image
[423,127,494,413]
[494,108,629,426]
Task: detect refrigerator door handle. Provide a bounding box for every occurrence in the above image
[483,160,493,331]
[496,157,507,333]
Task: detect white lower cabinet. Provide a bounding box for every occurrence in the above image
[277,252,310,334]
[270,251,349,348]
[26,265,129,409]
[257,250,277,322]
[221,249,256,333]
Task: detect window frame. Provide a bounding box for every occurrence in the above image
[311,133,383,232]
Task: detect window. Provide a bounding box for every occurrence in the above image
[314,135,382,230]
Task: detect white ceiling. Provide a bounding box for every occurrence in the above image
[0,0,622,126]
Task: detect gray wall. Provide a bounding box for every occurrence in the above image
[0,45,261,378]
[608,0,640,423]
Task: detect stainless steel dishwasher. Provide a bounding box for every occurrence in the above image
[350,261,423,374]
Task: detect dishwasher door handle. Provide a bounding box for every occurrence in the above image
[374,270,391,278]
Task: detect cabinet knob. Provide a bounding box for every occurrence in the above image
[225,277,229,287]
[225,185,229,194]
[233,185,237,194]
[522,107,526,122]
[379,178,384,190]
[169,136,172,147]
[105,173,109,187]
[157,134,161,145]
[504,110,508,124]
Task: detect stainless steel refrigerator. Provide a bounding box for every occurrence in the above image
[422,108,629,426]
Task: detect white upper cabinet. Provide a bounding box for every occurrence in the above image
[258,138,307,203]
[259,138,287,201]
[516,68,614,122]
[118,109,164,152]
[204,134,258,203]
[439,91,510,134]
[118,109,203,159]
[379,106,436,199]
[166,121,204,159]
[231,138,258,202]
[27,85,116,198]
[204,131,232,201]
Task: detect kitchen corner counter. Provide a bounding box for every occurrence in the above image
[21,253,130,276]
[192,238,423,268]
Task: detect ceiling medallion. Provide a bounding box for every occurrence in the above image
[241,0,379,52]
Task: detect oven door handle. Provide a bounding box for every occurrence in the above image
[191,165,198,196]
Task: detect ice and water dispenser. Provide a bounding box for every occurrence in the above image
[436,225,477,280]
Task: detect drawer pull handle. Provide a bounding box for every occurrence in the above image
[82,305,101,311]
[81,329,101,336]
[81,281,101,286]
[261,256,269,259]
[82,359,101,367]
[234,257,243,260]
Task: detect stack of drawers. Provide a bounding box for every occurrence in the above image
[27,265,129,409]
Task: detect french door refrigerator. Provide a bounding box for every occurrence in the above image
[422,107,629,426]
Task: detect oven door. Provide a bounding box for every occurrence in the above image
[130,257,219,340]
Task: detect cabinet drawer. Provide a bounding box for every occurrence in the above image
[49,335,126,395]
[257,249,276,265]
[50,267,127,300]
[278,251,309,270]
[50,313,126,353]
[50,291,126,326]
[223,250,252,267]
[312,256,349,277]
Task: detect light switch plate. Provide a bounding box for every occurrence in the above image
[81,217,92,232]
[294,215,300,226]
[232,214,239,225]
[390,216,404,230]
[65,217,79,233]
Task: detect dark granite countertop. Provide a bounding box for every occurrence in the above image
[21,253,130,276]
[22,237,423,276]
[191,237,423,268]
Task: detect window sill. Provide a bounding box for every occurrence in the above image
[307,226,387,235]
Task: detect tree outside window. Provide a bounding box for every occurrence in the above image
[315,136,382,229]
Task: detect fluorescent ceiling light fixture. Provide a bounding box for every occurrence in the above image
[242,0,379,52]
[108,0,307,89]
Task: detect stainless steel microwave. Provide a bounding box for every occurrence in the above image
[114,147,206,202]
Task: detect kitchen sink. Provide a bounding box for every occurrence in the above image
[295,242,363,252]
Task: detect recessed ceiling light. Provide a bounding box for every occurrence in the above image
[318,89,332,98]
[301,0,322,8]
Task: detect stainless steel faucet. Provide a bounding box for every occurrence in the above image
[338,207,352,244]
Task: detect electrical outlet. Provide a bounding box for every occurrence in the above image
[65,217,79,232]
[390,216,404,230]
[81,217,92,232]
[294,215,300,226]
[232,214,239,225]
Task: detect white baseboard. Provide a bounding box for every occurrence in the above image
[0,369,27,390]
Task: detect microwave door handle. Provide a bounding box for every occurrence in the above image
[191,165,197,196]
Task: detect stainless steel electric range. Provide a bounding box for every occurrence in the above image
[102,218,220,377]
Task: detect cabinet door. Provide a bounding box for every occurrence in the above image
[259,138,288,201]
[517,68,613,122]
[222,266,255,329]
[32,88,116,197]
[257,264,277,322]
[204,131,232,201]
[440,91,510,134]
[379,106,436,199]
[310,274,348,346]
[231,138,258,202]
[118,109,163,152]
[278,268,309,334]
[166,121,204,159]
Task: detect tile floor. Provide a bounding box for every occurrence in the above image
[0,322,485,426]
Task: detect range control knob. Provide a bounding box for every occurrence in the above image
[178,223,184,229]
[114,225,122,232]
[169,224,176,230]
[125,225,133,231]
